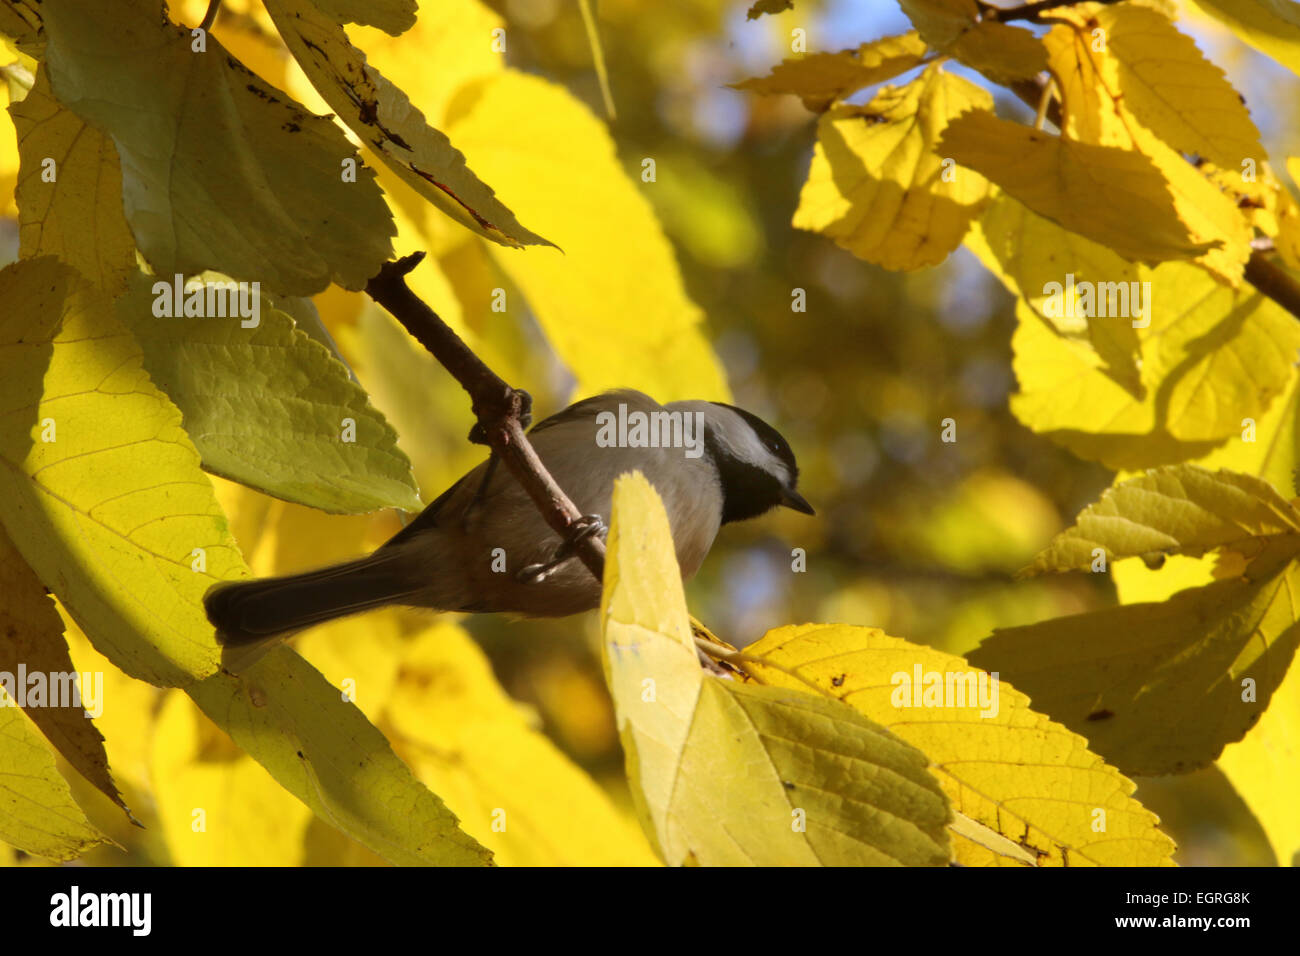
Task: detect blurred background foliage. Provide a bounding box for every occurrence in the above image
[5,0,1292,866]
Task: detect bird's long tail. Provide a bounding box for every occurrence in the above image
[204,548,427,649]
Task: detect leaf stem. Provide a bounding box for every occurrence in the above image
[199,0,222,32]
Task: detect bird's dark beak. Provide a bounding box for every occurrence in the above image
[780,487,815,515]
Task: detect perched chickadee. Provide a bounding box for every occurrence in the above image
[205,389,813,649]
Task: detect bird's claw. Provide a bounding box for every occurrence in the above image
[516,513,606,583]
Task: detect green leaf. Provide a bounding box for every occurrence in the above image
[39,0,394,294]
[115,273,422,515]
[186,644,492,867]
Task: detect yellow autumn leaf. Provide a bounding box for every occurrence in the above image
[60,613,162,803]
[602,472,952,866]
[1028,465,1300,573]
[1281,157,1300,271]
[730,32,928,111]
[743,624,1177,866]
[897,0,978,49]
[1057,4,1262,168]
[317,0,728,402]
[300,0,416,34]
[186,643,492,866]
[966,193,1142,394]
[9,65,135,294]
[0,258,242,686]
[1005,261,1300,470]
[1192,357,1300,498]
[1218,653,1300,866]
[370,617,661,866]
[898,0,1048,82]
[444,70,730,401]
[793,64,993,271]
[264,0,549,251]
[972,537,1300,775]
[0,524,130,819]
[1116,414,1300,865]
[324,0,502,255]
[940,110,1215,264]
[151,690,313,865]
[0,61,20,219]
[39,0,395,295]
[0,703,110,861]
[1043,14,1253,283]
[949,20,1049,83]
[1192,0,1300,77]
[1193,157,1300,270]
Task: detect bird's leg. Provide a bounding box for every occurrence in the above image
[516,514,606,583]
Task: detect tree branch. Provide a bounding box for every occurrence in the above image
[984,0,1124,24]
[1005,77,1300,325]
[365,253,606,582]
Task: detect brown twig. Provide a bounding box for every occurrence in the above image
[1246,250,1300,319]
[983,0,1124,24]
[365,253,606,582]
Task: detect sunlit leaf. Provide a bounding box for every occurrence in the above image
[1053,4,1262,169]
[744,624,1177,866]
[264,0,550,250]
[9,66,135,293]
[793,65,993,271]
[1005,261,1300,469]
[1043,13,1253,282]
[602,472,951,866]
[940,110,1215,265]
[966,193,1142,393]
[1192,0,1300,77]
[186,644,492,866]
[0,258,237,686]
[731,32,927,111]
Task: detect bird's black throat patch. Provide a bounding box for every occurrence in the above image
[706,403,800,524]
